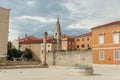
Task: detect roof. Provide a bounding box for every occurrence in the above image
[20,39,43,44]
[75,32,92,38]
[21,37,55,44]
[91,21,120,30]
[0,7,10,10]
[61,34,74,41]
[18,35,38,42]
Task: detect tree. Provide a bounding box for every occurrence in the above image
[23,48,33,60]
[7,48,23,60]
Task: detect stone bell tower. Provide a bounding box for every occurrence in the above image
[54,18,61,51]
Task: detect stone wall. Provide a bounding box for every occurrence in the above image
[46,50,92,66]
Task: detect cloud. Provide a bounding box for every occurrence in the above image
[18,16,56,23]
[8,24,20,41]
[1,0,120,41]
[27,1,36,7]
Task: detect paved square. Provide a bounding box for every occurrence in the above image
[0,65,120,80]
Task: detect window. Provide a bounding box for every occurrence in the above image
[81,44,85,48]
[48,50,50,52]
[87,44,90,47]
[76,39,80,42]
[114,50,120,60]
[77,45,79,48]
[82,38,84,41]
[87,38,89,41]
[98,34,104,44]
[99,51,104,60]
[42,50,43,53]
[113,33,119,44]
[48,45,50,47]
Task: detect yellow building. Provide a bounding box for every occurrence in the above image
[75,32,92,50]
[0,7,10,60]
[91,21,120,64]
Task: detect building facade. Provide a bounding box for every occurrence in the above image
[91,21,120,64]
[20,37,55,61]
[75,32,92,50]
[0,7,10,59]
[61,34,75,51]
[11,35,37,50]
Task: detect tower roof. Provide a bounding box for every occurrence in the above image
[56,17,61,32]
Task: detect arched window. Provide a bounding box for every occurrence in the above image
[113,31,119,44]
[98,32,104,45]
[76,39,80,42]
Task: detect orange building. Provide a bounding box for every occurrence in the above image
[75,32,92,50]
[91,21,120,64]
[61,34,75,51]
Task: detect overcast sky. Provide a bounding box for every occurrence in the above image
[0,0,120,41]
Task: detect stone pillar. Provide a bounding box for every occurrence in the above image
[41,32,48,67]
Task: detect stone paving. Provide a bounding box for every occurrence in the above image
[0,65,120,80]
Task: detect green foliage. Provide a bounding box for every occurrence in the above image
[22,48,33,60]
[7,48,33,61]
[7,48,23,60]
[87,47,91,50]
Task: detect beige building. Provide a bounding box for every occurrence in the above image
[0,7,10,59]
[20,37,55,61]
[11,35,38,50]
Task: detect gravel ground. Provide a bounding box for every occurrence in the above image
[0,65,120,80]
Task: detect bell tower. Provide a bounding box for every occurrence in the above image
[54,18,61,51]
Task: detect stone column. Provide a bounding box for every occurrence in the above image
[41,31,48,67]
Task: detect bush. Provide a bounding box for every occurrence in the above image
[7,48,23,60]
[22,48,33,60]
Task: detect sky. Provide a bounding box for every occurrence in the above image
[0,0,120,41]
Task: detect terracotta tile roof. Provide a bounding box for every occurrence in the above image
[20,37,54,44]
[75,32,92,38]
[18,35,38,42]
[61,34,74,41]
[26,36,38,40]
[61,34,73,38]
[91,21,120,30]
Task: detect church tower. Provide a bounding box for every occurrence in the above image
[54,18,61,51]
